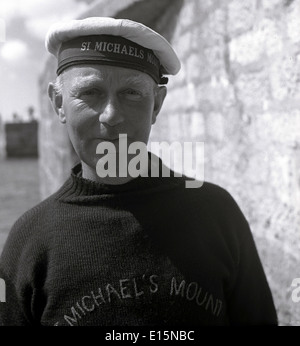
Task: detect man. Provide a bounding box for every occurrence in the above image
[0,17,277,326]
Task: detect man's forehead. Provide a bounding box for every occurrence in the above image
[64,65,153,86]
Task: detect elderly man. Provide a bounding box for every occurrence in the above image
[0,17,277,326]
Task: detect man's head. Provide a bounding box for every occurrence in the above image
[45,17,180,182]
[48,64,167,174]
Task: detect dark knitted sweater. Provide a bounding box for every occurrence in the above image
[0,161,277,326]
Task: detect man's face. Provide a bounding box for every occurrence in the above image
[52,65,166,171]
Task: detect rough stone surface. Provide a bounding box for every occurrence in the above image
[39,0,300,325]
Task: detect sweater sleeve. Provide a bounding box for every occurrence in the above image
[0,266,31,326]
[216,189,278,325]
[226,220,278,325]
[0,204,49,326]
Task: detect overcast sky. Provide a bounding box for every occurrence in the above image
[0,0,94,122]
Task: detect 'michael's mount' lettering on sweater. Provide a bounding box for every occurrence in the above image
[170,277,223,316]
[57,275,223,326]
[80,41,160,69]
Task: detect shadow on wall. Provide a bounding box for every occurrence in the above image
[114,0,184,41]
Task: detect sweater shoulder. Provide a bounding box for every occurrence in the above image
[9,186,63,231]
[174,175,242,208]
[0,182,68,273]
[200,180,244,213]
[171,175,249,231]
[8,176,72,228]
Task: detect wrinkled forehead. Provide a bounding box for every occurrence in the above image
[61,64,155,88]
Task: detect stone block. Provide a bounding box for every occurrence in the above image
[229,30,265,65]
[269,53,300,101]
[286,1,300,44]
[260,18,283,56]
[226,0,257,37]
[261,0,284,12]
[235,71,270,109]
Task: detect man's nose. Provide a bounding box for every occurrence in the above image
[99,97,124,127]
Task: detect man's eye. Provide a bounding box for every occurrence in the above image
[80,89,99,96]
[123,89,142,98]
[126,90,139,95]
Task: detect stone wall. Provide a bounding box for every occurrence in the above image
[38,0,300,325]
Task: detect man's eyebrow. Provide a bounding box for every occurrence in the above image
[121,75,149,85]
[68,76,104,93]
[69,73,153,93]
[72,76,104,86]
[120,75,154,93]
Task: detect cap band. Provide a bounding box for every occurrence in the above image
[57,35,167,84]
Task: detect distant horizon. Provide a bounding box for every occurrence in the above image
[0,107,40,123]
[1,116,39,124]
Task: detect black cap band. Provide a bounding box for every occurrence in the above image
[57,35,167,84]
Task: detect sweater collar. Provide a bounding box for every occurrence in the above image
[55,153,183,203]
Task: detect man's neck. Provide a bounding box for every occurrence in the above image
[81,161,136,185]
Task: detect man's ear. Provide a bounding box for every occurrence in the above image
[48,82,66,124]
[152,86,167,124]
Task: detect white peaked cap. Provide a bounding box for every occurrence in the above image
[45,17,181,77]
